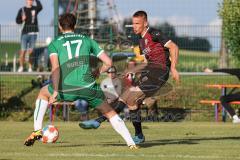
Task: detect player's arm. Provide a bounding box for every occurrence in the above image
[90,38,112,74]
[164,40,180,82]
[212,68,240,80]
[151,30,180,82]
[16,9,23,24]
[35,0,43,12]
[98,52,113,73]
[49,54,59,103]
[48,41,59,103]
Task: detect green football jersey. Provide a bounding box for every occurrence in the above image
[48,32,104,92]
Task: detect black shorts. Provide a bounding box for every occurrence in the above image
[139,65,170,97]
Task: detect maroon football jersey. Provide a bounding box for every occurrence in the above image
[139,28,171,70]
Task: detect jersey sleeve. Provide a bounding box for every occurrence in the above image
[90,38,104,57]
[35,0,43,13]
[16,8,23,24]
[151,30,170,46]
[48,42,58,57]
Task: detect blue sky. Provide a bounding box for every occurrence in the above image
[115,0,222,26]
[0,0,222,26]
[0,0,53,25]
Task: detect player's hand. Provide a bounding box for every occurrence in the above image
[123,72,135,86]
[171,68,180,84]
[125,72,135,81]
[49,91,58,104]
[92,68,100,78]
[22,15,26,21]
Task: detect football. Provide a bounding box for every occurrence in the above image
[42,125,59,143]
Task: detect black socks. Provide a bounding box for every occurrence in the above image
[130,109,143,138]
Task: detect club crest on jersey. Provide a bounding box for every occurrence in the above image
[155,32,160,36]
[142,47,151,55]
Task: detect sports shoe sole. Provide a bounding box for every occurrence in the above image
[129,145,140,150]
[79,123,99,129]
[24,135,42,146]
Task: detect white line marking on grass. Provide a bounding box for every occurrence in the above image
[47,153,239,159]
[5,153,240,159]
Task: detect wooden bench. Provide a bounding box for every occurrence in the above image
[201,84,240,122]
[49,102,75,122]
[200,100,240,122]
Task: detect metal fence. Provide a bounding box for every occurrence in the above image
[0,24,222,45]
[0,24,231,121]
[0,24,223,73]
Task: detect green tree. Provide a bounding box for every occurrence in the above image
[219,0,240,60]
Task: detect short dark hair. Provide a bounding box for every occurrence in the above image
[133,10,148,21]
[59,13,76,30]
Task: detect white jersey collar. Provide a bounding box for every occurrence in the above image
[141,27,149,38]
[63,31,74,34]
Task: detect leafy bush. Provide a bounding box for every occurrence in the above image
[219,0,240,60]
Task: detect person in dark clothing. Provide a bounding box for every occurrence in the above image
[16,0,42,72]
[205,68,240,123]
[220,93,240,123]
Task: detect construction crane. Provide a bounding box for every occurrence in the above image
[65,0,97,38]
[64,0,120,39]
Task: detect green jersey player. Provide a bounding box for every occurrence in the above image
[24,13,138,149]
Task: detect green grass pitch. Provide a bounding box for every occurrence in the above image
[1,121,240,160]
